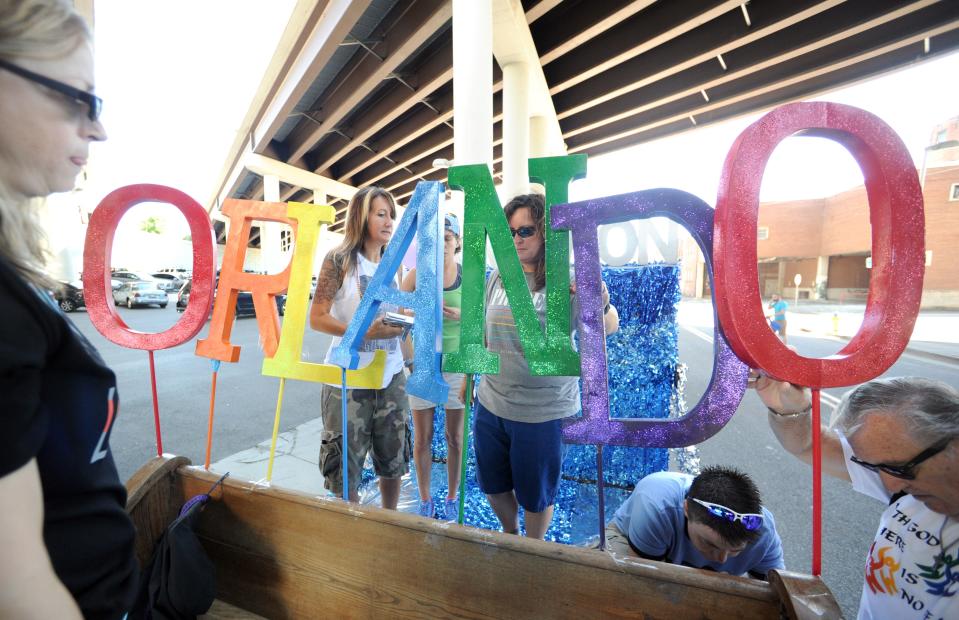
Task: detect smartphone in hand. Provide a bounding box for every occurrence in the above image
[383,312,414,329]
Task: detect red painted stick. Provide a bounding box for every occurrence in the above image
[812,388,822,576]
[147,350,163,456]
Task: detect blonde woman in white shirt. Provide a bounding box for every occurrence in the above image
[309,186,410,509]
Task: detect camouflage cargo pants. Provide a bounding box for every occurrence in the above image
[319,371,410,496]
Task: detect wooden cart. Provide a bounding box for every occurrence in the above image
[127,456,842,619]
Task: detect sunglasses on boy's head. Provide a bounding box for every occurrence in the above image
[690,498,764,531]
[0,58,103,122]
[850,437,953,480]
[510,226,536,238]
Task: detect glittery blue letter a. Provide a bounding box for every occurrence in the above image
[328,181,448,404]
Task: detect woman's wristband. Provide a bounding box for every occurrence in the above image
[767,404,812,418]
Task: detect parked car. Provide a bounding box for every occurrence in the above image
[151,272,183,292]
[113,281,168,308]
[176,278,285,317]
[54,281,84,312]
[111,270,160,285]
[157,267,191,279]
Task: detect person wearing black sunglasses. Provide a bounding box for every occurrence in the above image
[0,2,134,619]
[605,466,784,579]
[0,30,104,202]
[754,374,959,620]
[473,193,619,540]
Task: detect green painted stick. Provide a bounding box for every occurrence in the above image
[456,373,475,525]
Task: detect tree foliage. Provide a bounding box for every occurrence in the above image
[141,216,163,234]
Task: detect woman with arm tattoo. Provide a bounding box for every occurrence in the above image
[309,186,409,509]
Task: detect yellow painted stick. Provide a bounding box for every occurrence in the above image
[265,377,287,482]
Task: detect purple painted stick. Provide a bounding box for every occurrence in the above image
[597,444,606,550]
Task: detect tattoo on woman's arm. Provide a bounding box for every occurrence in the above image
[314,254,344,303]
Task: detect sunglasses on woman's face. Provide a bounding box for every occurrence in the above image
[0,58,103,122]
[690,498,764,531]
[510,226,536,238]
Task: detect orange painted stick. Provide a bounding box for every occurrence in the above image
[204,360,221,469]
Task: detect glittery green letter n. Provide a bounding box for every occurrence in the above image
[443,154,587,376]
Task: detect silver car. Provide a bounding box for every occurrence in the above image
[113,281,168,308]
[151,272,183,292]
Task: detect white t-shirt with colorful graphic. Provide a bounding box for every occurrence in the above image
[839,433,959,620]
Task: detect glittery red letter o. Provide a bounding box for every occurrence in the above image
[82,184,216,350]
[713,102,924,388]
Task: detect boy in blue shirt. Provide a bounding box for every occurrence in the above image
[768,293,789,344]
[606,467,784,579]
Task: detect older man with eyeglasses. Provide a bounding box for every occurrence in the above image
[605,466,785,579]
[754,375,959,620]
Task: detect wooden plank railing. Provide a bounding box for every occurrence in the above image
[127,456,842,619]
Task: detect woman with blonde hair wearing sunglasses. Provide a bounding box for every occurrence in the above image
[310,186,411,509]
[0,1,137,617]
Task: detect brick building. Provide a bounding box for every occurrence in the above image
[681,121,959,308]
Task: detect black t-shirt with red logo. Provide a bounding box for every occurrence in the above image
[0,257,137,619]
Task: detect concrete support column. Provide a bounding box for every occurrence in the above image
[776,261,787,296]
[219,200,230,244]
[453,0,493,170]
[529,115,549,158]
[309,190,328,272]
[214,195,230,271]
[263,174,280,202]
[815,255,830,300]
[261,174,284,274]
[502,61,530,197]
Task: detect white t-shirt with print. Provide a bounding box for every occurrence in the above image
[322,253,403,389]
[839,433,959,620]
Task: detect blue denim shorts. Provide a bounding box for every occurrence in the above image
[473,399,566,513]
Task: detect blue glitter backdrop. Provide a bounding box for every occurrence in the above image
[360,263,681,544]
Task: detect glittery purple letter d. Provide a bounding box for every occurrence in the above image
[552,189,748,447]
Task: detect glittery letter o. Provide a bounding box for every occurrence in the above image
[714,102,925,388]
[83,184,216,350]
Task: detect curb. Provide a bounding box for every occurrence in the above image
[797,327,959,365]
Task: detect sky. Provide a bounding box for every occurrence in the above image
[83,4,959,243]
[86,1,297,240]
